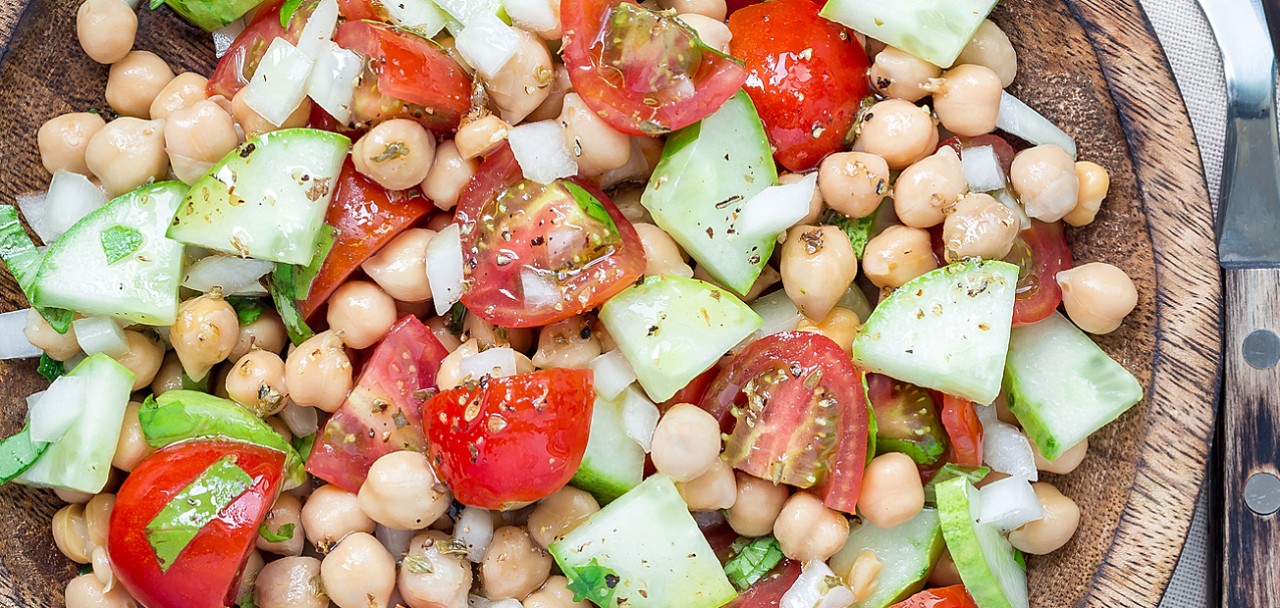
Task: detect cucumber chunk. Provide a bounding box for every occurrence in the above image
[599,275,761,403]
[570,388,646,503]
[1004,311,1142,460]
[550,475,737,608]
[641,90,777,295]
[830,508,945,608]
[852,261,1018,404]
[936,478,1028,608]
[32,182,188,325]
[819,0,998,68]
[167,129,349,266]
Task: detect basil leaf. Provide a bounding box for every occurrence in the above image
[37,354,66,383]
[565,559,620,605]
[723,535,784,591]
[293,433,316,462]
[145,456,253,571]
[258,521,296,543]
[446,301,467,335]
[269,264,315,346]
[826,209,876,258]
[226,296,267,326]
[279,0,305,27]
[0,206,73,333]
[100,225,143,264]
[562,182,618,237]
[149,0,164,9]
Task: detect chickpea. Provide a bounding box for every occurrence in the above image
[927,550,964,587]
[680,14,731,53]
[256,493,305,556]
[1009,482,1080,554]
[56,488,94,505]
[780,172,826,225]
[1064,161,1110,227]
[481,526,553,600]
[425,316,463,353]
[255,556,327,608]
[399,531,473,608]
[105,51,175,118]
[149,72,209,121]
[942,193,1020,262]
[818,152,890,219]
[796,306,862,353]
[845,550,884,602]
[1010,145,1079,222]
[1034,436,1088,475]
[463,315,535,352]
[302,484,375,553]
[53,504,92,563]
[65,573,135,608]
[956,20,1018,88]
[352,119,437,191]
[526,65,573,123]
[531,316,601,370]
[869,46,942,102]
[150,353,184,396]
[487,29,555,124]
[421,140,480,210]
[857,452,925,528]
[285,331,353,412]
[326,280,397,350]
[361,228,435,302]
[113,330,163,391]
[84,493,114,550]
[165,100,239,184]
[528,487,600,548]
[781,225,859,322]
[650,404,722,482]
[226,350,288,417]
[169,293,238,382]
[23,308,79,360]
[436,338,480,391]
[75,0,136,64]
[454,114,511,161]
[894,146,967,228]
[559,93,631,176]
[930,64,1002,137]
[38,113,106,176]
[237,550,266,601]
[321,532,396,608]
[112,401,152,472]
[772,492,849,562]
[853,99,939,170]
[862,225,939,289]
[525,576,590,608]
[1055,262,1138,334]
[231,89,310,139]
[90,546,113,591]
[634,223,693,278]
[660,0,726,20]
[85,117,168,196]
[725,472,789,537]
[676,458,737,512]
[230,309,288,362]
[357,451,452,531]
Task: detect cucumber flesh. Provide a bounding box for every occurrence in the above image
[1004,311,1142,460]
[549,475,737,608]
[852,261,1018,404]
[32,182,188,326]
[570,388,646,503]
[936,478,1028,608]
[641,90,777,295]
[167,129,350,266]
[829,508,945,608]
[599,275,761,403]
[819,0,998,68]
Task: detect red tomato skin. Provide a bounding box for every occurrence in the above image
[725,560,803,608]
[308,316,449,491]
[109,441,286,608]
[424,369,595,509]
[336,0,380,19]
[728,0,871,171]
[1007,220,1073,326]
[940,395,984,467]
[661,365,719,414]
[300,161,434,318]
[207,1,290,99]
[889,585,979,608]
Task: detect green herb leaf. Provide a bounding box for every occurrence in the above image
[227,296,268,326]
[923,463,991,504]
[0,206,73,333]
[269,264,315,346]
[0,425,49,484]
[37,354,66,383]
[293,433,316,462]
[402,553,434,574]
[279,0,305,27]
[295,224,338,300]
[565,560,621,606]
[145,456,254,571]
[723,535,784,590]
[826,209,876,258]
[446,301,467,335]
[562,182,619,236]
[258,521,296,543]
[237,593,259,608]
[100,225,143,264]
[149,0,165,9]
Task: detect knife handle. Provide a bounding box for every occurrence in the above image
[1223,268,1280,608]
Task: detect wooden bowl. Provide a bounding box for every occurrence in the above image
[0,0,1222,605]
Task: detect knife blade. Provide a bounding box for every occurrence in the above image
[1201,0,1280,606]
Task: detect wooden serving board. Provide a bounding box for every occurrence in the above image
[0,0,1222,605]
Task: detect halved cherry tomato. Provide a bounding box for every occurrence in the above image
[336,0,380,19]
[300,161,433,319]
[334,21,472,130]
[661,365,720,414]
[110,440,286,608]
[454,145,645,328]
[1005,220,1072,326]
[424,368,594,509]
[725,560,803,608]
[939,394,983,467]
[701,332,868,513]
[307,316,449,491]
[889,585,979,608]
[699,519,741,564]
[560,0,748,135]
[728,0,871,171]
[866,374,947,465]
[939,134,1017,175]
[207,0,311,99]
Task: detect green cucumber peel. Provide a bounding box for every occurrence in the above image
[295,224,338,300]
[269,264,315,346]
[924,463,990,504]
[0,205,73,333]
[145,456,254,571]
[155,0,263,31]
[36,354,66,383]
[0,426,49,484]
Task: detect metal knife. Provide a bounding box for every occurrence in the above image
[1201,0,1280,605]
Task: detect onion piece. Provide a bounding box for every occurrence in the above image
[16,190,55,244]
[45,171,107,242]
[73,317,129,358]
[960,145,1006,193]
[502,0,558,36]
[306,42,362,124]
[747,289,803,340]
[295,0,340,59]
[375,525,416,559]
[780,561,856,608]
[459,347,519,381]
[977,475,1044,531]
[620,386,660,453]
[991,188,1031,231]
[242,38,315,128]
[0,309,42,360]
[425,224,465,316]
[382,0,448,38]
[520,267,562,309]
[454,506,494,563]
[736,174,816,239]
[996,91,1077,159]
[508,120,578,185]
[28,376,88,443]
[182,255,275,295]
[213,19,247,59]
[434,0,501,27]
[455,13,520,79]
[279,401,320,437]
[976,404,1039,482]
[589,350,636,400]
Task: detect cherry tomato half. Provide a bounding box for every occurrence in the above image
[560,0,748,135]
[1005,220,1073,326]
[889,585,979,608]
[207,1,303,99]
[110,440,286,608]
[424,368,594,510]
[729,0,871,171]
[454,145,646,328]
[866,374,947,465]
[701,332,868,513]
[939,394,984,467]
[725,560,803,608]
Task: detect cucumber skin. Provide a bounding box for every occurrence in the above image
[570,390,645,503]
[936,478,1028,608]
[819,0,998,68]
[830,508,945,608]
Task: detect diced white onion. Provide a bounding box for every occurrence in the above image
[455,13,520,79]
[28,376,88,443]
[0,309,42,360]
[454,506,494,563]
[977,475,1044,531]
[242,38,315,128]
[961,145,1006,193]
[520,267,562,309]
[376,525,416,559]
[997,91,1077,159]
[382,0,448,38]
[976,404,1039,482]
[748,290,803,340]
[780,561,856,608]
[502,0,558,36]
[15,190,55,244]
[434,0,500,26]
[213,19,246,59]
[459,347,519,381]
[991,188,1031,231]
[736,174,816,239]
[508,120,578,185]
[425,224,465,316]
[72,316,128,358]
[620,386,660,453]
[589,350,636,400]
[279,401,320,436]
[182,255,275,295]
[45,171,107,242]
[295,0,340,59]
[306,42,362,124]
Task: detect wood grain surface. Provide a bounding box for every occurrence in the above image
[0,0,1222,606]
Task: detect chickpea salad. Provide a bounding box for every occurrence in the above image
[1,0,1143,606]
